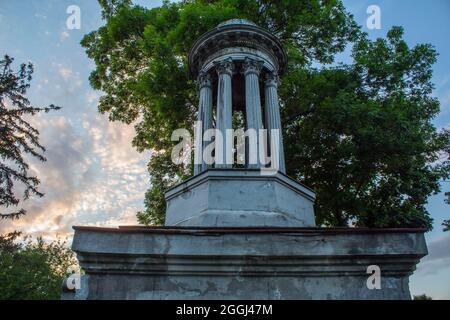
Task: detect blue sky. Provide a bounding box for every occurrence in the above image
[0,0,448,299]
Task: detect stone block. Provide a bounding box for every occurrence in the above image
[165,169,316,227]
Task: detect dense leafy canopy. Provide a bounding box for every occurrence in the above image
[0,232,77,299]
[282,28,449,229]
[0,55,59,220]
[82,0,449,229]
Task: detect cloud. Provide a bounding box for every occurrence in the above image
[0,110,150,242]
[425,234,450,261]
[415,234,450,276]
[50,63,83,94]
[58,65,73,81]
[34,13,47,20]
[60,31,70,41]
[86,90,101,104]
[439,90,450,113]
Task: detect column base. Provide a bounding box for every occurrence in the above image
[164,169,316,227]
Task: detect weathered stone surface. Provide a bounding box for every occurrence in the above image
[67,226,427,300]
[164,169,316,227]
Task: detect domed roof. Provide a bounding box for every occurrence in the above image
[217,19,257,27]
[189,19,287,77]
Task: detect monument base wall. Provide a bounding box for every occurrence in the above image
[64,226,427,300]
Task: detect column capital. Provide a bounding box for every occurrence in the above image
[214,59,234,77]
[242,58,263,76]
[264,71,280,88]
[197,71,212,89]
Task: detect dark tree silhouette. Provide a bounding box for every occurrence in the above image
[0,55,59,220]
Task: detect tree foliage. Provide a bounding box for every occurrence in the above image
[444,219,450,232]
[0,55,59,220]
[282,28,449,229]
[82,0,449,229]
[0,232,77,299]
[413,294,432,300]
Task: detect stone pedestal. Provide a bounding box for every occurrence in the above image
[66,226,427,300]
[165,169,316,227]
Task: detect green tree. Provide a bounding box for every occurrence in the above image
[0,55,59,220]
[82,0,449,229]
[0,232,77,300]
[282,28,449,229]
[413,294,432,300]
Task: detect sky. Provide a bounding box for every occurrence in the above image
[0,0,449,299]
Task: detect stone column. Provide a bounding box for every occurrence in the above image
[264,71,286,173]
[194,71,213,175]
[243,58,264,168]
[214,59,234,168]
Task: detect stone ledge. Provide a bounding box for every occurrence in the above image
[165,169,315,201]
[75,253,422,276]
[69,226,427,299]
[72,226,427,257]
[73,225,427,234]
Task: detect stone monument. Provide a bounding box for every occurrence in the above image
[65,19,427,300]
